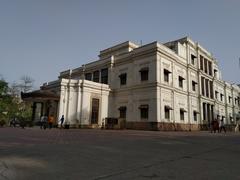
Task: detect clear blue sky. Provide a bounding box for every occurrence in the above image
[0,0,239,88]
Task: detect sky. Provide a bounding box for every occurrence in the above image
[0,0,240,89]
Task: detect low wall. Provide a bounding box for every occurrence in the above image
[126,122,200,131]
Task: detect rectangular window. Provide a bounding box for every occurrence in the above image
[205,79,209,97]
[191,54,196,65]
[179,76,184,88]
[164,69,171,82]
[200,55,204,71]
[229,96,232,103]
[101,68,108,84]
[214,69,218,77]
[192,81,197,91]
[203,103,206,120]
[204,58,208,74]
[85,73,92,81]
[139,105,148,119]
[201,77,205,96]
[119,73,127,85]
[220,94,224,101]
[139,67,149,81]
[93,70,100,82]
[119,106,127,118]
[209,81,213,99]
[215,91,219,99]
[164,106,170,120]
[193,111,198,121]
[208,61,212,76]
[180,108,185,121]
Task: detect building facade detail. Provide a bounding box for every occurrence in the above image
[23,37,240,130]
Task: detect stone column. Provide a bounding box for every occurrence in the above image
[186,42,191,129]
[207,103,211,127]
[79,81,84,127]
[31,102,37,121]
[76,81,82,126]
[58,80,67,124]
[211,104,214,122]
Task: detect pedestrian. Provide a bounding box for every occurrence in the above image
[40,115,45,129]
[219,119,226,133]
[212,119,219,133]
[48,115,54,129]
[235,123,239,132]
[210,120,214,133]
[42,114,48,130]
[215,119,220,133]
[60,115,64,128]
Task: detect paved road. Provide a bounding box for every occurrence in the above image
[0,127,239,180]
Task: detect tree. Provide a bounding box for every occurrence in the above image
[0,79,12,126]
[8,75,34,100]
[9,82,21,98]
[17,76,34,122]
[0,79,8,95]
[0,76,34,127]
[19,75,34,93]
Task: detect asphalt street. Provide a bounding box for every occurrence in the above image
[0,127,240,180]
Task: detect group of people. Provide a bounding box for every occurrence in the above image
[40,114,65,129]
[40,114,52,130]
[211,118,226,133]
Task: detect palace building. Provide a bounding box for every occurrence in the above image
[22,37,240,130]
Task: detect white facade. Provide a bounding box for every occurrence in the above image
[29,37,240,130]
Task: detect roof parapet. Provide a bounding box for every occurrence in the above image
[99,41,139,59]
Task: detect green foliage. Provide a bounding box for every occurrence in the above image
[0,80,8,95]
[0,79,33,126]
[0,80,10,123]
[0,119,6,127]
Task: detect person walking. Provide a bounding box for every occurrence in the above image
[210,120,214,133]
[235,123,239,132]
[48,115,54,129]
[40,115,45,129]
[60,115,64,128]
[42,114,48,130]
[219,119,226,133]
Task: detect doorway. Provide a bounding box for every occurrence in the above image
[91,98,99,124]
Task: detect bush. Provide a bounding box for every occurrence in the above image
[0,120,6,127]
[17,118,34,127]
[26,120,34,127]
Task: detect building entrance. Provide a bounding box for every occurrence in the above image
[91,98,99,124]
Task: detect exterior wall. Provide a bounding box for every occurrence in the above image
[110,53,156,89]
[214,81,226,119]
[174,93,188,123]
[36,37,240,131]
[225,83,233,124]
[57,79,110,128]
[232,85,240,122]
[160,88,173,122]
[109,82,158,123]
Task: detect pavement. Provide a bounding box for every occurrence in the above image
[0,127,240,180]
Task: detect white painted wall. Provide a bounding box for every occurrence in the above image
[39,37,240,129]
[58,79,110,127]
